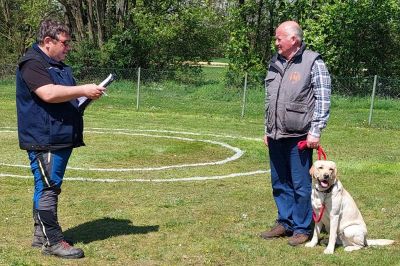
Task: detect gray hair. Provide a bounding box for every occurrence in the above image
[286,24,303,42]
[278,21,303,43]
[37,19,70,44]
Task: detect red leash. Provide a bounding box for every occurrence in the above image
[297,139,328,222]
[312,204,326,223]
[297,140,327,160]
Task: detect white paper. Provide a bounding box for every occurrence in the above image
[78,73,115,110]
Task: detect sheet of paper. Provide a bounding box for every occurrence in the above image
[77,74,115,111]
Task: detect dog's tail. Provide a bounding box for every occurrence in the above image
[366,239,395,246]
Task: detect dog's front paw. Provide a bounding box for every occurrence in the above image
[344,246,363,252]
[305,241,317,248]
[324,247,334,254]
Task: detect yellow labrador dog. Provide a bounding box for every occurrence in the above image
[305,160,394,254]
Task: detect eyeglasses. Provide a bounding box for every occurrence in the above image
[54,38,72,47]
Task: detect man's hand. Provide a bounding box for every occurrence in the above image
[307,134,320,149]
[82,84,106,100]
[263,135,269,147]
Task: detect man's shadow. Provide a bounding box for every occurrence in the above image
[63,217,159,244]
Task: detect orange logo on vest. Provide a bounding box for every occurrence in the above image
[289,72,301,83]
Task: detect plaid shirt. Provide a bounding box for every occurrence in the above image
[310,59,331,137]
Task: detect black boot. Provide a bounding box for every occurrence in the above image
[42,240,84,259]
[32,210,47,248]
[32,235,45,248]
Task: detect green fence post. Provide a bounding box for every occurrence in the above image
[368,75,377,125]
[136,67,141,111]
[241,72,248,118]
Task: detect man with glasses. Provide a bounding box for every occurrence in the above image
[16,19,106,259]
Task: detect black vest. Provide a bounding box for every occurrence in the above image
[16,44,85,150]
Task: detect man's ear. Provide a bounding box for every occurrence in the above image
[43,36,52,43]
[291,35,299,46]
[42,36,54,47]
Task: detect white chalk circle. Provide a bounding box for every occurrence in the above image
[72,130,244,171]
[0,128,270,182]
[0,129,244,172]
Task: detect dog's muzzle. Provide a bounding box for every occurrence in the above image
[318,175,330,188]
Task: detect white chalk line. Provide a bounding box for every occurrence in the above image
[0,127,269,182]
[88,127,263,142]
[80,130,244,171]
[0,127,263,142]
[0,130,244,171]
[0,170,270,183]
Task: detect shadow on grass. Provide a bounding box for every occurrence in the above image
[63,217,159,244]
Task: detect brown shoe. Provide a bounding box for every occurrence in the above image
[260,224,291,239]
[288,233,309,246]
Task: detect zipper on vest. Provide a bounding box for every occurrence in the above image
[273,62,291,139]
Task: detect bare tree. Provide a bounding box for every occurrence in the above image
[0,0,12,37]
[116,0,128,26]
[94,0,105,47]
[86,0,95,42]
[57,0,85,41]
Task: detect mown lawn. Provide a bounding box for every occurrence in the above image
[0,70,399,265]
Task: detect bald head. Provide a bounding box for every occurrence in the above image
[276,21,303,42]
[274,21,303,60]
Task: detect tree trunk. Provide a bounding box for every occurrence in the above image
[86,0,95,42]
[94,0,105,47]
[57,0,85,41]
[265,0,276,63]
[255,0,264,52]
[1,0,11,36]
[71,0,85,41]
[116,0,128,26]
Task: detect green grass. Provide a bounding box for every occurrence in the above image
[1,70,400,265]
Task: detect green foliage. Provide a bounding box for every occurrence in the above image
[66,40,102,71]
[0,0,63,64]
[69,3,226,70]
[2,0,400,81]
[224,2,270,87]
[225,0,400,79]
[100,27,142,68]
[303,0,400,76]
[225,2,266,71]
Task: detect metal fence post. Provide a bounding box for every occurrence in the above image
[241,72,248,118]
[368,75,378,125]
[136,67,141,111]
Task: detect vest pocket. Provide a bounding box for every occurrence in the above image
[283,102,310,133]
[49,117,73,144]
[264,72,277,89]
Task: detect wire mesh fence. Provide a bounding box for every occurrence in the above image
[331,75,400,98]
[2,64,400,119]
[0,64,16,80]
[2,63,400,130]
[3,63,400,98]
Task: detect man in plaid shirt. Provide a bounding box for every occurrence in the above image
[260,20,331,246]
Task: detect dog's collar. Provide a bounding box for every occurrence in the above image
[316,183,334,194]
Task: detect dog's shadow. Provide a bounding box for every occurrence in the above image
[63,217,159,244]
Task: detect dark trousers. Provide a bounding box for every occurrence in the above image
[28,148,72,245]
[268,137,313,235]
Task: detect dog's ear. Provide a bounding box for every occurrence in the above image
[309,165,315,178]
[333,164,338,179]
